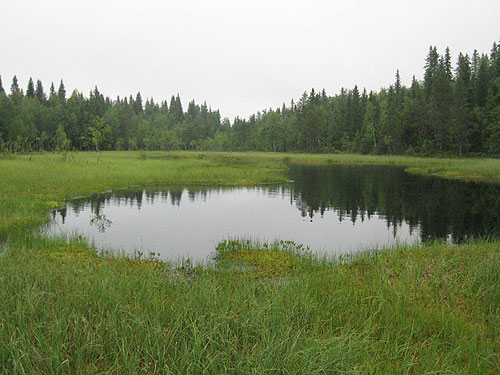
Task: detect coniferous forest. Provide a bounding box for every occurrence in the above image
[1,40,500,156]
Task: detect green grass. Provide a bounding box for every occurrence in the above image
[1,236,498,374]
[0,151,499,374]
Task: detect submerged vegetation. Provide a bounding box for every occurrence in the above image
[0,151,499,374]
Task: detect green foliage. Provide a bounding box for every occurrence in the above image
[1,39,500,156]
[88,117,110,153]
[55,123,71,153]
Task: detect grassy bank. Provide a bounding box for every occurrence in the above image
[1,237,498,374]
[0,151,499,374]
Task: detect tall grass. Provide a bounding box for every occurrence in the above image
[0,236,498,374]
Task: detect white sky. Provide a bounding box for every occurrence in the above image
[1,0,499,120]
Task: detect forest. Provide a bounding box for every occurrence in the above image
[1,40,499,156]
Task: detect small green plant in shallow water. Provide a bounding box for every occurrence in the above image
[215,239,316,277]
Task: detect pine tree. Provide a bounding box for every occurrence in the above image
[26,78,35,98]
[391,71,404,151]
[0,75,4,93]
[410,75,419,99]
[169,94,183,123]
[485,40,500,153]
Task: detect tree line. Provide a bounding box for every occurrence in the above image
[1,39,499,155]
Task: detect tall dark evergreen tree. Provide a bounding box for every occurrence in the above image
[26,78,35,98]
[58,80,66,102]
[10,75,20,95]
[454,53,473,156]
[49,82,56,98]
[443,47,453,81]
[35,80,46,102]
[134,92,143,114]
[422,46,440,153]
[431,58,453,156]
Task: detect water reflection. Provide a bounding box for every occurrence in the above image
[48,164,500,261]
[90,213,113,233]
[288,164,500,242]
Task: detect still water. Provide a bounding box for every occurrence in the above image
[47,164,500,261]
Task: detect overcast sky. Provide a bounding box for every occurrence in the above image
[1,0,499,120]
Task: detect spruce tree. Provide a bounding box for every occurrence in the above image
[175,94,183,122]
[424,46,439,98]
[26,78,35,98]
[169,94,183,123]
[410,75,419,99]
[454,53,472,156]
[35,79,46,102]
[475,55,490,108]
[49,82,56,98]
[422,46,439,153]
[58,80,66,102]
[134,92,143,114]
[0,75,4,93]
[443,47,453,81]
[10,75,20,95]
[431,59,453,156]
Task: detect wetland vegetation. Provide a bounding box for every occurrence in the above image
[0,151,499,374]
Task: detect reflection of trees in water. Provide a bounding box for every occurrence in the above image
[54,170,500,243]
[90,213,113,232]
[288,164,500,242]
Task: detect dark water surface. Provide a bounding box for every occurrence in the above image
[47,164,500,261]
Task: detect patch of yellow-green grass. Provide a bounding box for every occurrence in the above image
[215,240,313,277]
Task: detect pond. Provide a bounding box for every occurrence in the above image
[47,164,500,262]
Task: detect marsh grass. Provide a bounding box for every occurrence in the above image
[1,151,499,373]
[0,235,498,374]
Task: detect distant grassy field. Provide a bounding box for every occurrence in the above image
[0,151,499,374]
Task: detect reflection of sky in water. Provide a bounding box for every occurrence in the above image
[48,187,419,262]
